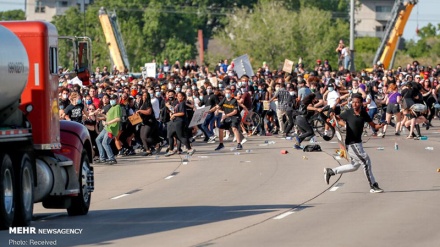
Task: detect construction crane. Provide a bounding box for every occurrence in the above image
[373,0,418,69]
[98,7,130,72]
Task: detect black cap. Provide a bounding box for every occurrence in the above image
[110,94,118,100]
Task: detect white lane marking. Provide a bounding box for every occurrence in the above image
[240,161,251,163]
[111,194,129,200]
[330,183,344,192]
[329,141,338,144]
[165,175,175,180]
[334,156,341,160]
[273,211,294,220]
[183,162,188,165]
[329,187,339,192]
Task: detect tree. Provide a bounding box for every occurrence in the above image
[0,10,25,21]
[218,0,349,71]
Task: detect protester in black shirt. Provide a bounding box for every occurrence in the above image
[214,88,243,151]
[63,92,88,123]
[324,93,385,193]
[138,92,159,156]
[164,92,195,157]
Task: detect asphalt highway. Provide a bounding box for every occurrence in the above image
[2,126,440,247]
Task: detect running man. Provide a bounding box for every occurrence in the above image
[324,93,385,193]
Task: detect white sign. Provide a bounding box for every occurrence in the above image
[282,59,294,73]
[142,63,156,78]
[188,106,210,127]
[233,54,254,78]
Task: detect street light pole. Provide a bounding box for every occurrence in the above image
[349,0,355,72]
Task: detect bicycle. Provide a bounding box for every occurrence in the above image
[308,105,335,141]
[242,110,262,136]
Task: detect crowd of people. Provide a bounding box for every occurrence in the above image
[57,57,440,174]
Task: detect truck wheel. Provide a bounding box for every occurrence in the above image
[0,153,15,229]
[14,154,34,226]
[67,150,91,216]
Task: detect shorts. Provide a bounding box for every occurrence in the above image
[386,103,400,114]
[219,116,240,129]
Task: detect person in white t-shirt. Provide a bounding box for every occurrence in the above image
[365,91,378,136]
[323,81,341,135]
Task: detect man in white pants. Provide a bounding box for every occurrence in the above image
[324,93,385,193]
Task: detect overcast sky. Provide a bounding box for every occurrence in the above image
[0,0,439,41]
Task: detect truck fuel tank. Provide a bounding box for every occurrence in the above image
[0,24,29,112]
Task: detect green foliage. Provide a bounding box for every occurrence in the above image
[0,10,25,20]
[219,1,349,71]
[354,37,380,53]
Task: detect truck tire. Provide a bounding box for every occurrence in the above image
[67,150,91,216]
[0,153,15,229]
[13,153,34,226]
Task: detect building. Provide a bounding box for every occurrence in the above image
[356,0,395,38]
[26,0,93,22]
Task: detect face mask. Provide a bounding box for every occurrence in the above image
[289,91,295,96]
[311,88,316,93]
[218,84,223,88]
[150,93,154,98]
[176,88,181,92]
[186,93,192,97]
[168,97,174,101]
[241,88,248,93]
[253,86,258,90]
[225,93,231,99]
[62,94,68,99]
[238,82,242,87]
[258,88,262,92]
[249,81,253,86]
[77,99,82,104]
[199,96,204,100]
[155,92,161,97]
[328,87,334,92]
[168,84,174,90]
[110,100,116,106]
[192,86,197,90]
[348,90,352,94]
[275,87,280,91]
[86,99,92,105]
[207,89,212,94]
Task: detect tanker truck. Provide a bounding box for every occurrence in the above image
[0,21,94,229]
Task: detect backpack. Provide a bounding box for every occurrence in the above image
[302,144,322,152]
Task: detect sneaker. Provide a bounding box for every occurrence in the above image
[377,132,385,138]
[232,136,237,142]
[236,143,243,150]
[395,132,400,136]
[106,159,117,165]
[207,136,216,144]
[164,150,176,157]
[323,168,335,185]
[293,144,302,150]
[224,133,230,141]
[117,149,125,157]
[187,149,196,156]
[215,143,225,151]
[370,182,384,193]
[95,159,106,164]
[189,137,196,143]
[324,130,328,136]
[126,149,136,156]
[363,130,368,137]
[240,138,247,145]
[371,132,378,137]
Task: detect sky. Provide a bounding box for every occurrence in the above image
[0,0,439,41]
